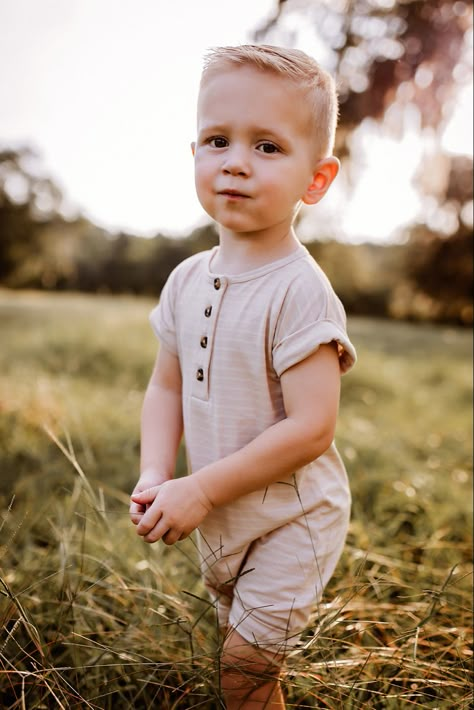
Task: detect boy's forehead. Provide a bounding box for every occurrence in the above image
[197,66,312,128]
[199,64,296,99]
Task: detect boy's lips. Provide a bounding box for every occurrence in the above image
[217,188,251,199]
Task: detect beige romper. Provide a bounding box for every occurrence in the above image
[150,244,356,653]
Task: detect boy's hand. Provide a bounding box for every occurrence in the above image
[130,474,168,526]
[131,476,213,545]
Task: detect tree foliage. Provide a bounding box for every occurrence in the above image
[0,148,219,295]
[253,0,473,323]
[254,0,471,146]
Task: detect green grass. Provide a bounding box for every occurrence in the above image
[0,289,472,708]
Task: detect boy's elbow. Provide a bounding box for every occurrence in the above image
[299,421,336,463]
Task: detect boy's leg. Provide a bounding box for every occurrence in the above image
[220,628,285,709]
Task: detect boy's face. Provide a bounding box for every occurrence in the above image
[193,66,326,237]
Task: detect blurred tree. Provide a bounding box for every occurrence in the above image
[392,154,473,323]
[253,0,473,322]
[0,148,47,281]
[253,0,471,155]
[0,147,116,289]
[0,147,219,296]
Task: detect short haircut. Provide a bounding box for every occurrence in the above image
[200,44,338,160]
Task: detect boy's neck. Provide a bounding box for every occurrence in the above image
[213,226,301,275]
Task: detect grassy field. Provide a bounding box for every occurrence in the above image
[0,289,472,709]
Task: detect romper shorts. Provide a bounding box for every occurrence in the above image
[196,454,351,655]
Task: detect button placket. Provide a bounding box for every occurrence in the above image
[192,276,226,400]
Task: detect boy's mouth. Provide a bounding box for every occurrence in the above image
[218,189,250,199]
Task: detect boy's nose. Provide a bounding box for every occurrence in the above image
[221,148,250,177]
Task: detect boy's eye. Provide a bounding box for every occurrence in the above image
[209,137,228,148]
[256,142,280,154]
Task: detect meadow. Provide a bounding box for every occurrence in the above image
[0,289,472,709]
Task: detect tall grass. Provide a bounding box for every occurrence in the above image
[1,290,472,708]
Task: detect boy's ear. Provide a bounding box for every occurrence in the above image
[302,156,340,205]
[191,142,196,156]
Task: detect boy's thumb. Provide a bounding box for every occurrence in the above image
[131,486,160,502]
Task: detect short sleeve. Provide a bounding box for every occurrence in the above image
[149,269,179,355]
[272,274,356,377]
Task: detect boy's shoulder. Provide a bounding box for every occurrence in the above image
[278,249,347,321]
[280,248,336,293]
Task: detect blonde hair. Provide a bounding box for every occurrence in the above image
[200,44,338,159]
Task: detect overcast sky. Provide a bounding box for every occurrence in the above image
[0,0,472,241]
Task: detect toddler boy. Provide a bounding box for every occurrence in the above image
[130,44,356,709]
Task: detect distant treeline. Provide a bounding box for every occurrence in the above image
[0,148,472,325]
[1,214,472,325]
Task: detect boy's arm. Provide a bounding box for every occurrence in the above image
[129,345,183,526]
[133,342,341,544]
[195,342,341,505]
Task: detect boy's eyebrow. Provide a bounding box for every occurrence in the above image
[197,121,290,142]
[197,122,229,134]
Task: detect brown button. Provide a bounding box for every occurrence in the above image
[200,336,208,349]
[204,306,212,317]
[196,368,204,381]
[214,277,221,290]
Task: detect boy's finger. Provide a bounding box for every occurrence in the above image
[130,491,147,502]
[129,501,145,514]
[131,485,161,503]
[144,520,171,544]
[136,507,163,537]
[162,528,182,546]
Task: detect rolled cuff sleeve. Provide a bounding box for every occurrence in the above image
[149,303,178,355]
[273,319,357,377]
